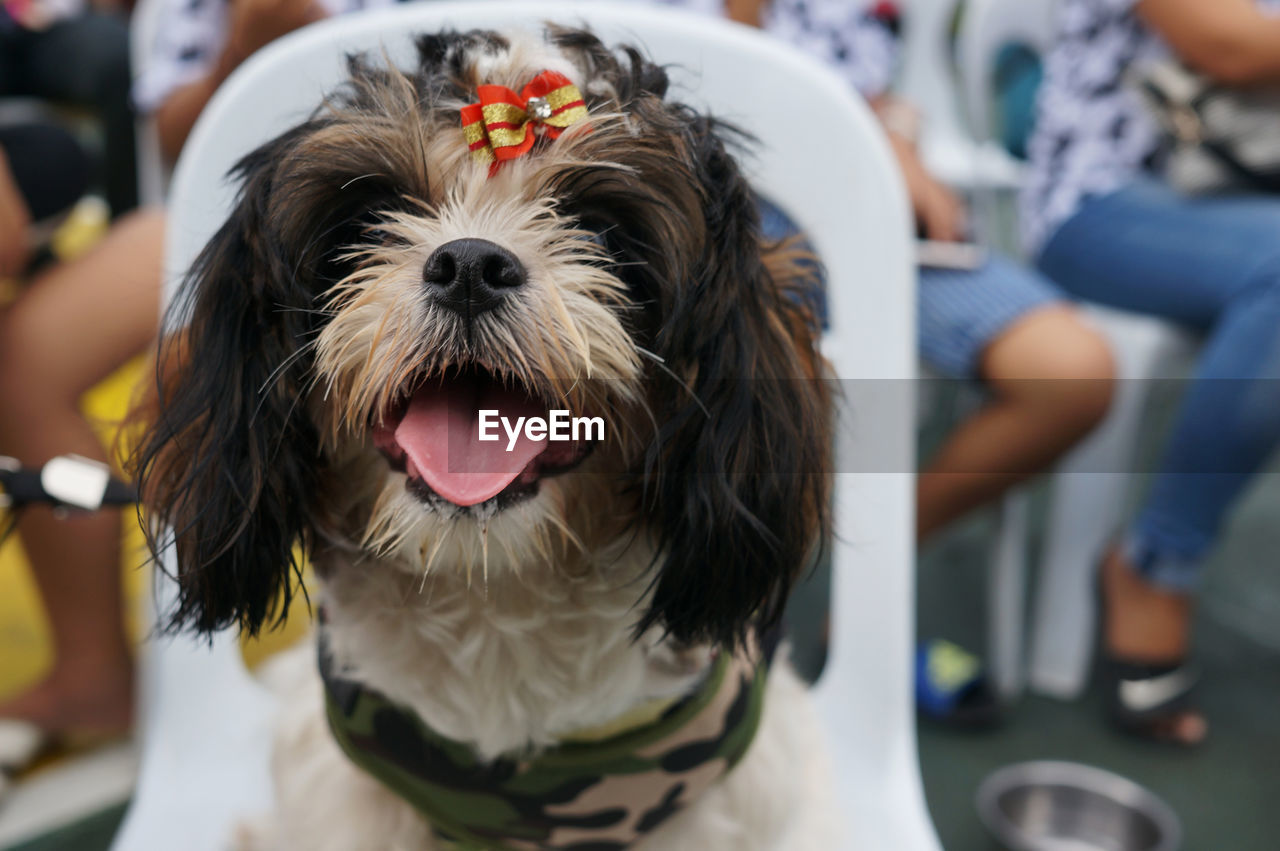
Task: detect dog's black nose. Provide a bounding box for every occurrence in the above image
[423,238,526,318]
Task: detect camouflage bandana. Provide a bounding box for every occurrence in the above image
[320,634,771,850]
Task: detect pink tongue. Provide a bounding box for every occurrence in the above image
[395,378,548,506]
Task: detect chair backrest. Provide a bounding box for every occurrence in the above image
[898,0,965,145]
[116,4,934,849]
[956,0,1057,148]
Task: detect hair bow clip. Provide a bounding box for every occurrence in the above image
[460,70,589,175]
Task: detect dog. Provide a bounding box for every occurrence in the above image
[136,25,837,851]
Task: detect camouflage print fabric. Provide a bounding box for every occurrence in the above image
[321,638,769,851]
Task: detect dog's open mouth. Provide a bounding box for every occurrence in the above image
[372,367,592,510]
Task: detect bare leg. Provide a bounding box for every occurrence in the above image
[0,209,162,736]
[917,306,1114,540]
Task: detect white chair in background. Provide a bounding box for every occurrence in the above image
[899,0,966,181]
[898,0,1038,700]
[956,0,1200,699]
[955,0,1057,154]
[900,0,1022,192]
[110,3,940,849]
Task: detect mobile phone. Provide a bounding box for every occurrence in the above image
[916,240,987,271]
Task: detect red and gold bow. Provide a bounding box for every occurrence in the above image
[460,70,589,174]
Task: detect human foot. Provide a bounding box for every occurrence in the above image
[0,658,134,743]
[1099,548,1206,746]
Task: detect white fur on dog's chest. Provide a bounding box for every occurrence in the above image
[317,546,713,762]
[249,636,838,851]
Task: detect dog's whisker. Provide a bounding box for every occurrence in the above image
[419,533,447,595]
[288,217,357,284]
[480,519,490,599]
[257,340,317,397]
[272,304,335,319]
[340,173,383,191]
[542,509,586,559]
[545,294,593,376]
[634,346,711,419]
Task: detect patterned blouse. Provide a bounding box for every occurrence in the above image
[760,0,899,98]
[134,0,895,113]
[132,0,399,115]
[1023,0,1280,255]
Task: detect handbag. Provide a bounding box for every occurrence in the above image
[1133,60,1280,194]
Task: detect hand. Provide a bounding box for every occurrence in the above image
[0,151,32,280]
[887,132,970,243]
[724,0,767,27]
[226,0,328,65]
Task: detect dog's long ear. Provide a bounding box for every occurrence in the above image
[133,129,327,636]
[640,115,832,648]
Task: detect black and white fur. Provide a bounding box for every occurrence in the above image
[136,27,838,850]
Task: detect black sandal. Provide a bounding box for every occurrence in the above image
[1100,656,1204,746]
[1095,552,1206,746]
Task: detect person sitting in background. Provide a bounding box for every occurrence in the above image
[687,0,1116,726]
[0,154,161,785]
[0,120,90,279]
[0,0,412,789]
[133,0,402,164]
[0,0,136,217]
[1026,0,1280,746]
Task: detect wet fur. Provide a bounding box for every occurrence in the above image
[135,26,835,849]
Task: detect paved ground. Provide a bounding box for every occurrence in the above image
[912,408,1280,851]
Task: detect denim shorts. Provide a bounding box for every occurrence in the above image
[755,195,1061,378]
[918,253,1062,378]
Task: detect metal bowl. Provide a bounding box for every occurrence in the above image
[976,761,1181,851]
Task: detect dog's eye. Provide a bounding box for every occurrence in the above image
[574,218,613,250]
[364,226,401,247]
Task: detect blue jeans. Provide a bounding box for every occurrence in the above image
[1038,180,1280,590]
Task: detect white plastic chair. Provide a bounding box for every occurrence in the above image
[111,3,939,849]
[955,0,1057,153]
[897,0,1039,700]
[900,0,1023,192]
[956,0,1201,699]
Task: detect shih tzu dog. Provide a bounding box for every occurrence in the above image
[136,25,837,851]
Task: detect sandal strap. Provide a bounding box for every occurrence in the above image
[1108,660,1200,722]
